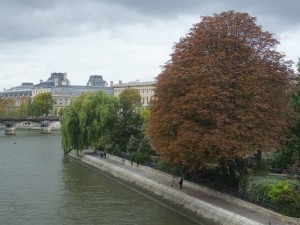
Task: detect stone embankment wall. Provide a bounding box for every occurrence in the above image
[68,151,265,225]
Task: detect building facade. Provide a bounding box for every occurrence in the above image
[0,73,155,116]
[31,74,113,115]
[113,80,155,106]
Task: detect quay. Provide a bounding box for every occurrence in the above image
[68,151,300,225]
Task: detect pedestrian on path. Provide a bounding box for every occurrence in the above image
[178,177,183,189]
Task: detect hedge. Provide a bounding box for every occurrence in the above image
[239,175,300,217]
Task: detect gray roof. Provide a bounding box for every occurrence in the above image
[51,85,114,96]
[0,89,32,98]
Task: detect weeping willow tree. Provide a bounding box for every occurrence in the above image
[61,91,119,154]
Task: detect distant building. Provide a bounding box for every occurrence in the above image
[0,73,114,116]
[113,80,156,106]
[31,73,113,115]
[0,82,33,98]
[0,72,155,115]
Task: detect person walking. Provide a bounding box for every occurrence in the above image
[178,177,183,189]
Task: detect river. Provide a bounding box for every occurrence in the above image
[0,129,198,225]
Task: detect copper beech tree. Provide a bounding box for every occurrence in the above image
[149,11,294,173]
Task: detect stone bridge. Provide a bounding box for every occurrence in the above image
[0,117,59,126]
[0,117,60,134]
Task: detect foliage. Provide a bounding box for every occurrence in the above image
[138,136,153,154]
[119,88,142,112]
[129,151,152,164]
[16,97,31,117]
[239,175,300,217]
[156,159,172,171]
[149,11,294,172]
[29,93,54,117]
[273,57,300,171]
[110,89,143,152]
[127,135,141,152]
[140,107,150,124]
[58,108,65,117]
[252,158,271,175]
[267,180,291,201]
[0,97,30,118]
[61,88,151,156]
[297,57,300,76]
[127,136,154,162]
[0,98,16,117]
[61,91,119,154]
[271,150,295,171]
[277,190,300,217]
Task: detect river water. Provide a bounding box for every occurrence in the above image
[0,129,198,225]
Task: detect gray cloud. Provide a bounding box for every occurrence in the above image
[0,0,141,42]
[1,0,300,43]
[0,0,299,91]
[99,0,300,31]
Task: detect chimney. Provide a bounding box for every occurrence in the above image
[40,79,43,83]
[119,80,122,84]
[110,81,114,87]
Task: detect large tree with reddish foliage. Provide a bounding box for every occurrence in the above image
[149,11,294,173]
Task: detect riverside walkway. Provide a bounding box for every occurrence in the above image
[74,152,299,225]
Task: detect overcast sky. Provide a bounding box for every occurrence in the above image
[1,0,300,90]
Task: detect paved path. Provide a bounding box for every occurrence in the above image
[88,153,296,225]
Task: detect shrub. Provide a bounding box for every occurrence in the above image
[239,175,300,217]
[239,176,272,201]
[129,151,151,165]
[267,181,291,201]
[278,191,300,217]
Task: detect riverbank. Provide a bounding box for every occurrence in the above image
[68,150,300,225]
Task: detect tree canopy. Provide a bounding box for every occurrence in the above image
[273,57,300,170]
[149,11,294,172]
[0,98,15,117]
[0,97,30,118]
[29,92,54,117]
[61,91,119,154]
[60,88,153,158]
[110,88,143,152]
[119,88,142,111]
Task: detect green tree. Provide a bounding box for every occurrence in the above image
[15,97,31,117]
[149,11,294,173]
[29,93,54,117]
[61,91,119,154]
[273,57,300,170]
[119,88,142,111]
[141,107,150,124]
[0,98,16,117]
[111,88,143,152]
[0,97,30,118]
[27,100,37,117]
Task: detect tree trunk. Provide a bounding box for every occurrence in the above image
[256,149,262,170]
